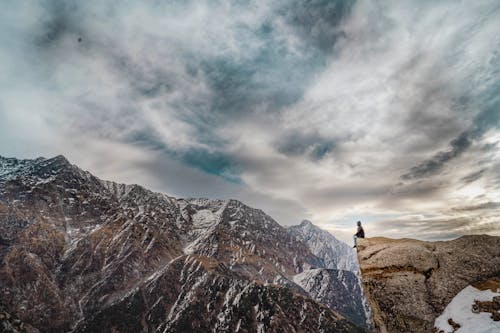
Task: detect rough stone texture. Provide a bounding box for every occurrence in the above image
[356,236,500,333]
[0,300,31,333]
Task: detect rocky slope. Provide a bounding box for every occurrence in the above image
[73,255,360,333]
[356,236,500,333]
[0,155,367,333]
[0,300,30,333]
[293,268,366,326]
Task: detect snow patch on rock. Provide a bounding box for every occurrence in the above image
[435,285,500,333]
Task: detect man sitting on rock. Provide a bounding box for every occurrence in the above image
[353,220,365,248]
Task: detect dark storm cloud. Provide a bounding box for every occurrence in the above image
[401,131,472,180]
[401,95,500,181]
[375,211,500,241]
[123,131,239,181]
[276,131,336,160]
[23,0,356,178]
[400,38,500,181]
[282,0,354,52]
[200,0,355,119]
[389,180,447,200]
[461,169,486,184]
[34,1,76,47]
[451,201,500,212]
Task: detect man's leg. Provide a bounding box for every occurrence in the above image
[353,235,357,248]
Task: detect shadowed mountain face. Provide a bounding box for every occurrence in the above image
[0,155,367,333]
[356,236,500,333]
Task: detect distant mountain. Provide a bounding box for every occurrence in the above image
[288,220,370,327]
[288,220,359,273]
[0,155,367,333]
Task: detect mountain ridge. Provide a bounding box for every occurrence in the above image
[0,154,368,332]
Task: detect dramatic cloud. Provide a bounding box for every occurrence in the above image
[0,0,499,243]
[401,132,472,180]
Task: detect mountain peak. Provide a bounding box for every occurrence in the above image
[289,220,359,273]
[50,154,69,163]
[300,219,313,227]
[0,153,90,192]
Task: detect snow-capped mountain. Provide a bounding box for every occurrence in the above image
[288,220,359,273]
[0,155,367,333]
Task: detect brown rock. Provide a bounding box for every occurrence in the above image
[356,236,500,333]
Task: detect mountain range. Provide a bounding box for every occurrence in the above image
[0,155,368,333]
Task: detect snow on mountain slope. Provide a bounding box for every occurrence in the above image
[0,156,41,179]
[182,200,227,255]
[288,219,359,272]
[73,255,366,333]
[293,268,367,326]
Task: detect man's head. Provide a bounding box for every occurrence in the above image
[357,221,361,226]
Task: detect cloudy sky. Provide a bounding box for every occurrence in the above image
[1,0,499,243]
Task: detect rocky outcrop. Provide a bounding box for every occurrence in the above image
[356,236,500,333]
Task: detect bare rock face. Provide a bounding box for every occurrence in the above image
[356,236,500,333]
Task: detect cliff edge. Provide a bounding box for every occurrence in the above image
[356,235,500,332]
